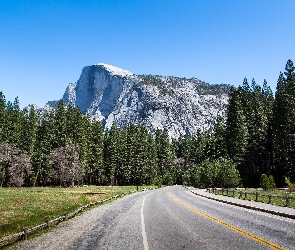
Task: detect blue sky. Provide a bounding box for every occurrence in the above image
[1,0,295,108]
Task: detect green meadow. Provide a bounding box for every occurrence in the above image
[0,186,150,238]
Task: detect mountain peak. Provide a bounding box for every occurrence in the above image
[61,64,231,138]
[95,63,133,77]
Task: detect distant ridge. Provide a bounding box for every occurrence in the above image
[52,64,230,138]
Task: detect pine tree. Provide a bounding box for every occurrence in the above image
[78,114,91,183]
[87,120,104,185]
[127,124,141,186]
[212,116,228,159]
[65,102,77,144]
[145,130,158,184]
[246,79,269,186]
[3,98,22,145]
[226,87,249,163]
[262,79,275,176]
[116,127,128,185]
[104,123,120,185]
[19,106,37,155]
[155,129,176,185]
[190,130,211,164]
[273,60,295,185]
[0,92,6,141]
[31,110,55,186]
[53,100,67,148]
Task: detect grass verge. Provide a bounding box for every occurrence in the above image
[213,189,295,208]
[0,185,154,239]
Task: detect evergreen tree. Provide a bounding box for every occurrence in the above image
[245,79,269,186]
[53,100,67,148]
[31,110,55,186]
[155,129,176,185]
[116,127,128,185]
[0,92,6,141]
[19,106,37,155]
[65,102,77,144]
[78,114,91,183]
[226,87,249,163]
[104,123,120,185]
[87,120,104,185]
[145,130,158,184]
[261,79,275,176]
[127,125,143,187]
[3,98,22,144]
[273,60,295,185]
[211,116,228,159]
[189,130,210,164]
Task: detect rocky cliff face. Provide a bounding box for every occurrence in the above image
[62,63,231,138]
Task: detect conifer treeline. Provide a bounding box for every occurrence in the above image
[227,59,295,187]
[0,99,176,187]
[0,59,294,188]
[174,59,295,187]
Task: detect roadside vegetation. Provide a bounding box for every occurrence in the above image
[0,185,154,238]
[212,188,295,209]
[0,60,295,191]
[210,176,295,209]
[1,59,295,248]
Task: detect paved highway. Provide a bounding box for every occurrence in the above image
[15,186,295,250]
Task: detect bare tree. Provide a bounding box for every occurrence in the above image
[50,143,84,187]
[0,142,31,187]
[7,153,30,186]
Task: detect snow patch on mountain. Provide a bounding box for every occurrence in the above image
[95,63,133,77]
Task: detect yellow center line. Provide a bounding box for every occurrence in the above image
[167,192,286,250]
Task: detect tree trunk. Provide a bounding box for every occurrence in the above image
[33,169,40,187]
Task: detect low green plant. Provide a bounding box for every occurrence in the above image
[285,177,295,191]
[260,174,276,190]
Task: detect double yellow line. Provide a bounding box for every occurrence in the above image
[167,192,285,250]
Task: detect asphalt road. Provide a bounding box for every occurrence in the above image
[14,186,295,250]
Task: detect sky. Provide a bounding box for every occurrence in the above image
[1,0,295,108]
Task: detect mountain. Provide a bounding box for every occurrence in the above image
[61,63,231,138]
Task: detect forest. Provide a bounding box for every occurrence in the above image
[0,59,294,188]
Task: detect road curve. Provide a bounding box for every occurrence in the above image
[13,186,295,250]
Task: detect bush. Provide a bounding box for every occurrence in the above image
[285,177,295,191]
[197,157,241,188]
[268,175,276,190]
[260,174,276,190]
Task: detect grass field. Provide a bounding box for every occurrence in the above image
[213,189,295,208]
[0,185,152,239]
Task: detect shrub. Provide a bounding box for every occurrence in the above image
[285,177,295,191]
[197,157,241,188]
[260,174,276,190]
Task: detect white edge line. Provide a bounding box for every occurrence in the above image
[141,193,150,250]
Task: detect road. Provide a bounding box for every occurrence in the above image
[14,186,295,250]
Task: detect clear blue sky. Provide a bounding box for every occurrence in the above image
[1,0,295,108]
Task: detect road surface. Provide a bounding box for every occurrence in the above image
[14,186,295,250]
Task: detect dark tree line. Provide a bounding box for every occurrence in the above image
[227,59,295,187]
[0,98,175,187]
[174,59,295,188]
[1,59,294,188]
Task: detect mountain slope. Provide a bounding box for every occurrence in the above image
[62,64,230,138]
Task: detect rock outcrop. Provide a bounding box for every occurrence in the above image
[61,63,231,138]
